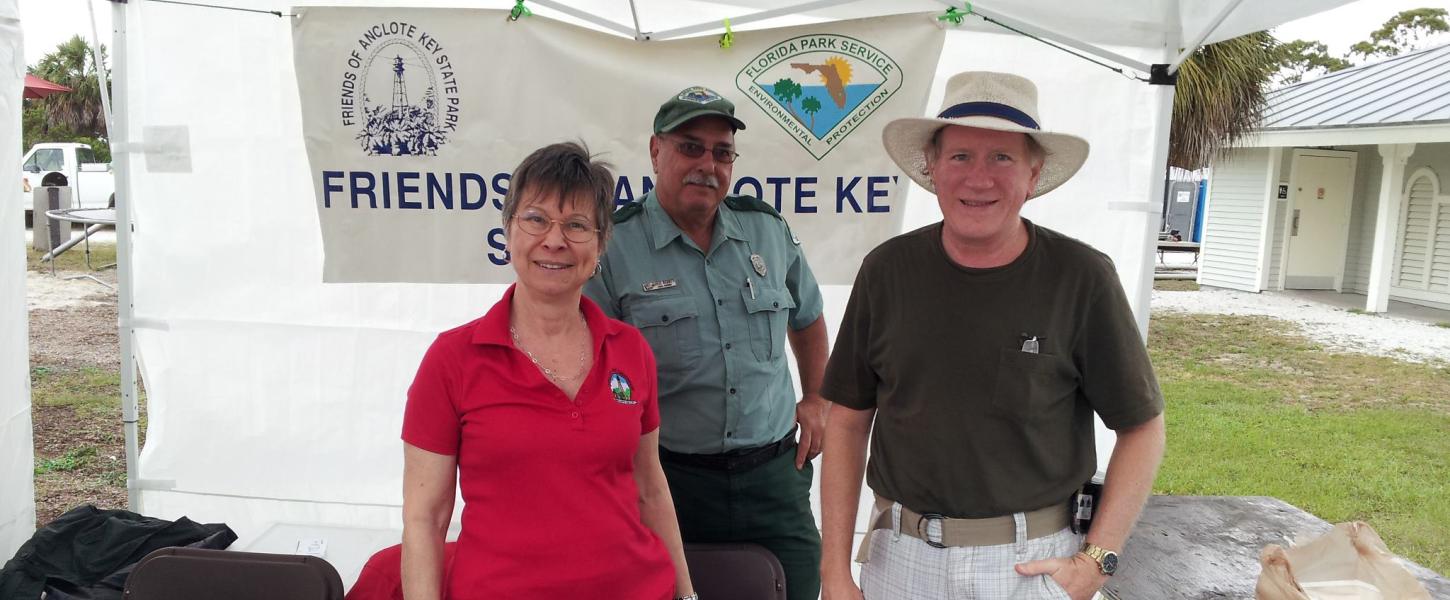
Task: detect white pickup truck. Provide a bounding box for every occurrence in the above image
[19,142,116,221]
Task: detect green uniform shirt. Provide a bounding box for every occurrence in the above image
[584,191,824,454]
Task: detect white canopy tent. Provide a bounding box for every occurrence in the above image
[1,0,1352,569]
[1,0,37,560]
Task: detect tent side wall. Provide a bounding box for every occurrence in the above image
[1199,148,1274,291]
[1,0,38,557]
[118,2,1170,546]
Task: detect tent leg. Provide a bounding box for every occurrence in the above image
[1136,45,1178,340]
[105,0,141,513]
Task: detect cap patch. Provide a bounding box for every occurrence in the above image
[678,86,723,104]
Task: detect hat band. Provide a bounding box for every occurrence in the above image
[936,102,1039,130]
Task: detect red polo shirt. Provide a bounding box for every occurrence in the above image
[403,285,673,599]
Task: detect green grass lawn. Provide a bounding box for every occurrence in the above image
[1153,279,1200,292]
[26,240,117,272]
[29,365,131,418]
[1149,312,1450,575]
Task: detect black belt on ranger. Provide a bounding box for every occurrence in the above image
[659,426,797,472]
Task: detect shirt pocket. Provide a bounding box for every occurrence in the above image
[624,295,703,374]
[991,347,1079,423]
[742,285,796,362]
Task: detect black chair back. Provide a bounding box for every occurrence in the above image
[124,547,343,600]
[684,542,788,600]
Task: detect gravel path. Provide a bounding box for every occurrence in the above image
[1152,287,1450,364]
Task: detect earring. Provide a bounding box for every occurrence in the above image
[592,260,603,278]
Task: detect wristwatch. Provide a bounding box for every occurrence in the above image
[1078,542,1119,576]
[675,595,699,600]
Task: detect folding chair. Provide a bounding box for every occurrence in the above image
[684,542,787,600]
[124,547,344,600]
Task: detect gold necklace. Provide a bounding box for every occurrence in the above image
[510,312,589,383]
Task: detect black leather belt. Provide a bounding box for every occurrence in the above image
[659,427,797,472]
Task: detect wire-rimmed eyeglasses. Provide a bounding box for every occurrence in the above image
[512,210,600,243]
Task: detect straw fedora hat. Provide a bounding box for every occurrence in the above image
[882,71,1089,199]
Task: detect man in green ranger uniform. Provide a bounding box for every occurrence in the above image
[584,86,830,600]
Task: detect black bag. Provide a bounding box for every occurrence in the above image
[0,504,236,600]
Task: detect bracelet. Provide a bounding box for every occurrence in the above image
[675,595,699,600]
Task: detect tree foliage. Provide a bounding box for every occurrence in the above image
[23,35,111,162]
[800,95,822,130]
[1272,40,1353,86]
[354,102,448,156]
[1272,8,1449,85]
[771,78,802,118]
[1170,31,1277,170]
[1347,8,1449,61]
[1174,8,1450,171]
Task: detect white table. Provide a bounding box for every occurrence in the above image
[43,207,116,288]
[235,523,401,592]
[236,522,461,592]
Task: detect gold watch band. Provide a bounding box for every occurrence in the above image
[1079,542,1119,575]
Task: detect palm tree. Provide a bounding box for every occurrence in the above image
[1169,31,1277,171]
[29,35,109,140]
[801,96,822,131]
[772,78,802,119]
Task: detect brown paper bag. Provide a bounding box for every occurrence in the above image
[1256,521,1430,600]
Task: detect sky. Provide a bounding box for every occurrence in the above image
[16,0,1450,68]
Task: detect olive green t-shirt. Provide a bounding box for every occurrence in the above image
[821,220,1163,518]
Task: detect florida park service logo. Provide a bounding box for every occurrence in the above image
[338,21,462,156]
[736,34,902,160]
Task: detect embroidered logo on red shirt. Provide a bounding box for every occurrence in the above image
[609,372,636,405]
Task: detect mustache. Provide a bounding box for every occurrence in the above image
[684,173,720,189]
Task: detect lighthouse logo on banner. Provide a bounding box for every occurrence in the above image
[338,20,463,156]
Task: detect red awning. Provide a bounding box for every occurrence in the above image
[23,73,72,99]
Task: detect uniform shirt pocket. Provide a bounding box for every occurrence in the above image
[625,295,703,373]
[991,347,1079,423]
[742,286,796,362]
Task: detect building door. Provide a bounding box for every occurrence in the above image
[1284,150,1356,290]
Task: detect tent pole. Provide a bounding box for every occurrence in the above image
[107,0,140,513]
[525,0,637,39]
[85,1,113,139]
[1165,0,1245,74]
[1135,38,1179,340]
[934,0,1154,75]
[627,0,643,41]
[647,0,863,41]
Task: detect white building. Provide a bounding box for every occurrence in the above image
[1201,42,1450,312]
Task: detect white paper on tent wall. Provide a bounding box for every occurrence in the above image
[138,125,192,173]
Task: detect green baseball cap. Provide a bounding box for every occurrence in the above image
[653,86,747,134]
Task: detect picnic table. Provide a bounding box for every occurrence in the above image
[41,207,117,289]
[1102,496,1450,599]
[1157,240,1201,264]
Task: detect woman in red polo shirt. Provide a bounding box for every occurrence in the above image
[400,142,696,600]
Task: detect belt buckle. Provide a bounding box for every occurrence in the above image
[916,513,948,549]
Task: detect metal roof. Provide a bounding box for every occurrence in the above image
[1262,42,1450,131]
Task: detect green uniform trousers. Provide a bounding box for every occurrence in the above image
[662,449,822,600]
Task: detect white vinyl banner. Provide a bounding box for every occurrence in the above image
[292,9,944,284]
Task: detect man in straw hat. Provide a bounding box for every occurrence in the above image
[585,85,830,600]
[817,72,1165,599]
